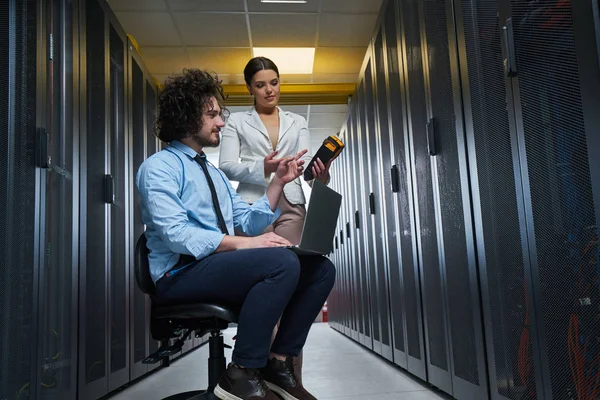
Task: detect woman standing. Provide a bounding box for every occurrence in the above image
[219,57,331,244]
[219,57,332,384]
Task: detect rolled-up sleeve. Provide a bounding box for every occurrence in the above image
[137,158,225,258]
[222,173,280,236]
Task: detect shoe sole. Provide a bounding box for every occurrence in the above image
[214,384,244,400]
[265,382,299,400]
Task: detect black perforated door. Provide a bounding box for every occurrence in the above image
[509,1,600,398]
[401,0,451,393]
[421,0,489,397]
[0,0,39,398]
[455,0,539,398]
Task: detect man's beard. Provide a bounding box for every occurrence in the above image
[193,130,220,148]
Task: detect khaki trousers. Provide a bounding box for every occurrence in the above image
[263,194,306,245]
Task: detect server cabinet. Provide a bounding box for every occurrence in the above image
[454,0,600,398]
[348,105,372,349]
[343,127,357,340]
[502,1,600,398]
[344,125,359,342]
[453,0,540,398]
[378,0,428,379]
[379,1,427,379]
[79,0,109,396]
[338,128,351,336]
[1,0,42,398]
[367,34,395,362]
[108,14,130,393]
[38,0,79,398]
[355,77,378,352]
[399,0,453,393]
[420,0,490,396]
[78,0,131,396]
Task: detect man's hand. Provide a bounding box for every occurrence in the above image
[274,149,308,185]
[238,232,292,249]
[264,151,280,176]
[311,157,331,184]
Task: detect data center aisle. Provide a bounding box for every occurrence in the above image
[108,323,450,400]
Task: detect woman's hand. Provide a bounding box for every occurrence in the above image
[312,158,331,184]
[274,149,308,185]
[264,150,280,176]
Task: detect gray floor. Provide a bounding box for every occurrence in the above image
[109,323,451,400]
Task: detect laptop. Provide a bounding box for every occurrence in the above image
[286,180,342,256]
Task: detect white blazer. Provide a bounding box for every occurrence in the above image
[219,107,313,205]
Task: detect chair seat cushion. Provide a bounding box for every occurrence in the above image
[155,302,239,323]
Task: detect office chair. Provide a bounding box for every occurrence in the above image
[134,233,239,400]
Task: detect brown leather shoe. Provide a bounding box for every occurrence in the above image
[214,365,279,400]
[261,357,317,400]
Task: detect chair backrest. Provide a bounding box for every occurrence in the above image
[134,233,156,296]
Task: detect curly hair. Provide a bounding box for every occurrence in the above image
[154,69,227,143]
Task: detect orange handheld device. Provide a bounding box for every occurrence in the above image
[303,135,345,181]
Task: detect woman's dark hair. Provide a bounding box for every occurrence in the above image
[243,57,280,86]
[154,69,227,143]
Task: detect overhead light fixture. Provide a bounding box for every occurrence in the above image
[260,0,308,3]
[253,47,315,74]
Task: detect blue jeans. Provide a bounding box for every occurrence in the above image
[155,248,336,368]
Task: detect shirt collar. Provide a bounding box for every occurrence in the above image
[169,140,206,160]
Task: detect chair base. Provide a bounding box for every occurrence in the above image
[162,389,219,400]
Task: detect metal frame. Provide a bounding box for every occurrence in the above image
[32,0,47,397]
[355,76,376,352]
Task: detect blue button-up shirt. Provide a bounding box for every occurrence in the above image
[136,141,280,283]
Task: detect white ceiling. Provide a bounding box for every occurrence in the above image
[106,0,380,153]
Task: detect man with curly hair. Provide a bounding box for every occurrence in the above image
[136,69,335,400]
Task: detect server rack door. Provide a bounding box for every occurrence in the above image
[38,0,78,398]
[331,164,341,330]
[370,29,394,362]
[343,126,360,343]
[338,130,351,335]
[346,110,364,345]
[344,130,357,338]
[419,0,489,396]
[1,0,41,398]
[128,46,149,380]
[387,0,427,380]
[357,75,380,353]
[349,106,371,349]
[79,0,109,397]
[107,19,129,392]
[377,0,408,371]
[399,0,452,393]
[453,0,540,398]
[505,1,600,398]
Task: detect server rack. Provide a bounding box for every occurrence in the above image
[331,0,600,399]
